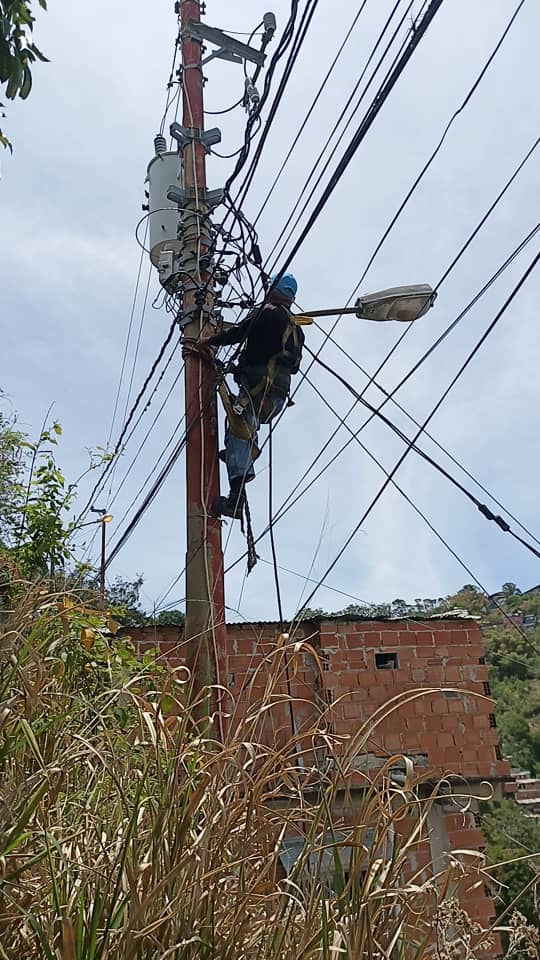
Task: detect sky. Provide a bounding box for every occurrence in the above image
[1,0,539,622]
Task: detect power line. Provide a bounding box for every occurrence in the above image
[303,355,540,562]
[231,0,321,214]
[291,252,539,621]
[268,422,283,627]
[274,132,540,525]
[222,227,539,577]
[262,0,417,273]
[221,1,301,200]
[159,19,182,135]
[340,0,530,300]
[252,0,370,229]
[106,227,149,449]
[107,357,185,511]
[312,314,540,551]
[76,314,180,524]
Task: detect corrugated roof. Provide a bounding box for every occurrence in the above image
[226,613,477,627]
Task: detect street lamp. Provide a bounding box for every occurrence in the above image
[89,508,113,607]
[292,283,437,324]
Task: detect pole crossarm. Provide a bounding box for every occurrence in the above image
[186,21,267,67]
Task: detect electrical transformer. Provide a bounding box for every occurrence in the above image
[146,135,182,287]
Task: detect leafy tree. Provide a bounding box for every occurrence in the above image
[106,574,147,627]
[481,800,540,927]
[0,408,25,543]
[154,609,185,627]
[297,607,327,620]
[0,0,48,150]
[445,584,489,617]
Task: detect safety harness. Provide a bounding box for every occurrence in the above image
[229,309,302,426]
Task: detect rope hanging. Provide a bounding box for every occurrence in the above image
[241,493,259,575]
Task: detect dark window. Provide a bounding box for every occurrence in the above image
[495,745,503,761]
[478,656,486,664]
[483,681,492,696]
[375,652,399,670]
[324,688,333,704]
[473,812,482,828]
[322,655,330,672]
[489,713,497,728]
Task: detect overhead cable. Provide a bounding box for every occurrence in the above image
[304,352,540,563]
[252,0,370,228]
[223,228,540,575]
[292,253,539,619]
[313,315,540,552]
[263,0,415,272]
[77,314,180,524]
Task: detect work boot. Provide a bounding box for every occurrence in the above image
[212,478,245,519]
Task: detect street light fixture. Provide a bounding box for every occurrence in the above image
[88,507,114,607]
[292,283,437,325]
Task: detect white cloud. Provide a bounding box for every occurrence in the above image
[1,0,539,616]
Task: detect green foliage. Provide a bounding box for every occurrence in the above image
[0,0,48,150]
[105,573,147,626]
[154,608,185,626]
[3,586,537,958]
[481,800,540,928]
[13,421,76,578]
[0,407,25,543]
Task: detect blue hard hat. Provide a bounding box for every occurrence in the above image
[269,273,298,301]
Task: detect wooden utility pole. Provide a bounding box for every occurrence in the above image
[179,0,227,712]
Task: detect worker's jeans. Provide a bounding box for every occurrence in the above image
[225,385,287,485]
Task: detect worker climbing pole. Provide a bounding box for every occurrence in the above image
[144,1,439,718]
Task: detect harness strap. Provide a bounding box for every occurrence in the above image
[217,381,261,460]
[244,321,299,400]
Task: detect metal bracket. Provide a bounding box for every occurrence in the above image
[186,20,266,67]
[167,185,224,208]
[169,122,222,151]
[179,303,213,328]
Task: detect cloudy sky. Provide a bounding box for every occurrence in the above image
[1,0,539,621]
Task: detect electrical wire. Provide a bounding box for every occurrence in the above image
[290,253,539,625]
[76,314,181,524]
[159,20,182,136]
[269,0,442,284]
[255,217,540,548]
[106,224,148,449]
[223,224,540,576]
[252,0,370,229]
[268,422,283,627]
[232,0,321,213]
[307,0,530,302]
[262,0,415,273]
[303,356,540,562]
[312,317,540,552]
[107,358,185,511]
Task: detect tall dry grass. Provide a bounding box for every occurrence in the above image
[0,582,538,959]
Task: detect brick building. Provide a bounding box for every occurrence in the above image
[128,613,511,945]
[512,770,540,817]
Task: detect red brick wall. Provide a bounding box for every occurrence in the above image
[129,617,509,783]
[126,616,508,946]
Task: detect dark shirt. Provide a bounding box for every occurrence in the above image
[208,303,304,373]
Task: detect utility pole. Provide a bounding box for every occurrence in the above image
[146,5,272,718]
[178,0,227,712]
